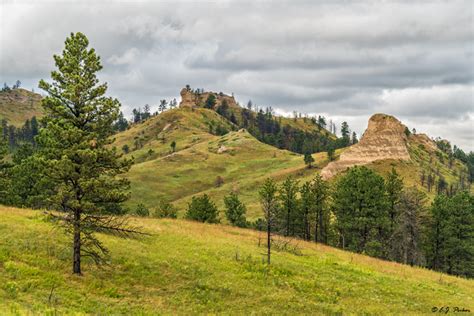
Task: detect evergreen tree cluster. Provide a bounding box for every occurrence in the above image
[1,117,40,150]
[129,98,178,125]
[238,106,343,154]
[257,167,473,277]
[1,80,22,91]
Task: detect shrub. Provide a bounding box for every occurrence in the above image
[185,194,220,223]
[224,192,247,227]
[135,203,150,217]
[215,176,224,187]
[153,200,178,219]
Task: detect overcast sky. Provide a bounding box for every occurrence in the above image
[1,0,473,150]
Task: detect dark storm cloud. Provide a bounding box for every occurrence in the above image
[1,0,473,149]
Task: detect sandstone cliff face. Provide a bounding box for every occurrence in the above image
[410,133,438,153]
[179,88,238,109]
[321,114,411,179]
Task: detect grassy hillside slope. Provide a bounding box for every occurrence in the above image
[119,107,470,218]
[119,107,337,218]
[0,88,43,126]
[1,206,472,315]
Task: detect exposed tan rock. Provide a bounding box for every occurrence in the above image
[179,87,238,109]
[409,133,438,153]
[217,145,228,154]
[321,114,411,179]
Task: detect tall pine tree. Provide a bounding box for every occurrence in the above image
[333,166,389,257]
[37,32,138,275]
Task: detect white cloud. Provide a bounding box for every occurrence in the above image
[107,48,140,65]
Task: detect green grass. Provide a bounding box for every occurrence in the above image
[120,107,334,219]
[1,206,472,315]
[119,106,471,219]
[0,88,43,126]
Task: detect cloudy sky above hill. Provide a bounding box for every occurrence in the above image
[1,0,473,150]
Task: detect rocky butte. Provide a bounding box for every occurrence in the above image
[321,113,412,179]
[179,87,239,109]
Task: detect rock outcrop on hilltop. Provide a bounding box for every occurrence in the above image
[179,88,238,109]
[321,114,411,179]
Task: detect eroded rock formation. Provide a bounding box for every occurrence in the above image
[179,88,238,109]
[321,114,411,179]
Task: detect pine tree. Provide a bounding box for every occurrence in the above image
[0,127,11,204]
[185,194,220,223]
[340,121,350,146]
[37,32,138,275]
[427,192,473,277]
[205,94,216,109]
[299,181,313,241]
[385,167,403,232]
[216,99,229,118]
[279,176,299,236]
[389,187,427,265]
[259,178,278,264]
[327,146,335,161]
[224,192,247,227]
[158,99,168,113]
[311,174,329,243]
[114,111,129,132]
[304,152,315,168]
[142,104,151,120]
[351,131,358,144]
[333,166,389,257]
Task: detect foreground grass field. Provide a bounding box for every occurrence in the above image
[1,207,472,315]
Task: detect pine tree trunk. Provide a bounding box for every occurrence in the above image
[267,218,271,265]
[73,211,82,275]
[318,211,323,243]
[314,210,319,243]
[305,213,310,241]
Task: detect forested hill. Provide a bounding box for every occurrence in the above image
[177,87,345,155]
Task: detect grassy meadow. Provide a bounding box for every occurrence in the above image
[118,107,338,218]
[1,206,472,315]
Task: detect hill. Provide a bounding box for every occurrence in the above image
[322,113,471,197]
[1,206,472,314]
[119,107,470,218]
[116,106,332,218]
[0,88,43,126]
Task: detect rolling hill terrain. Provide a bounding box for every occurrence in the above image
[1,87,471,217]
[116,105,338,218]
[1,206,472,314]
[116,97,470,218]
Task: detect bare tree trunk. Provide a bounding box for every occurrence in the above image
[267,218,271,265]
[304,213,310,241]
[314,213,318,243]
[73,211,82,275]
[318,211,323,243]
